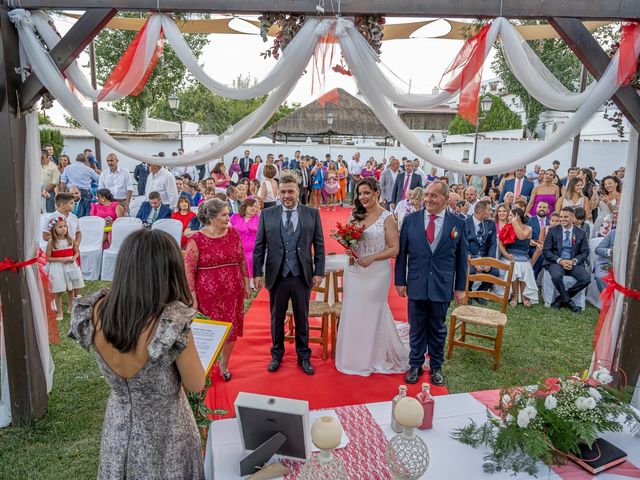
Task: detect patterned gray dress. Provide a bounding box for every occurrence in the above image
[70,290,205,479]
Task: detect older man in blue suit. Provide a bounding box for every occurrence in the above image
[499,166,534,202]
[465,200,498,304]
[395,181,468,387]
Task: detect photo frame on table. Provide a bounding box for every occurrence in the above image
[190,316,232,374]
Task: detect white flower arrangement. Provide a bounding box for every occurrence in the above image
[593,367,614,385]
[544,395,557,410]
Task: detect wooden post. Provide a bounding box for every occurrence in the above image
[0,6,48,424]
[550,17,640,386]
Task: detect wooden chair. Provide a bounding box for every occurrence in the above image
[285,271,332,360]
[330,269,344,359]
[446,257,515,370]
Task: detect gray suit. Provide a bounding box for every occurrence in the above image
[380,168,399,205]
[446,170,468,186]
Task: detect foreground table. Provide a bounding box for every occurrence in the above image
[205,391,640,479]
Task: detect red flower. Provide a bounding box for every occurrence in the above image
[541,377,561,395]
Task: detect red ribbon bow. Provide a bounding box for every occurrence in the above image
[0,256,38,273]
[594,269,640,348]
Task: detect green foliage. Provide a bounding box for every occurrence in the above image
[39,128,64,156]
[92,13,210,131]
[447,94,522,135]
[491,22,619,133]
[64,115,82,128]
[38,112,52,125]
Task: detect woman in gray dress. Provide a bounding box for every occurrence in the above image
[70,229,205,479]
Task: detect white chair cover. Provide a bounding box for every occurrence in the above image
[586,237,604,308]
[101,218,143,281]
[78,216,105,281]
[542,269,586,310]
[39,213,49,253]
[151,218,183,246]
[128,195,145,219]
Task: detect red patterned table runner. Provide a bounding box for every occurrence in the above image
[281,404,391,479]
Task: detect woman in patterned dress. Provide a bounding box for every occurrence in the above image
[184,199,251,381]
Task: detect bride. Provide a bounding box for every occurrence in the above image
[335,177,409,376]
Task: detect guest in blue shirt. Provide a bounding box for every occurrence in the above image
[60,153,100,199]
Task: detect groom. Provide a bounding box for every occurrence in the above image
[395,181,468,386]
[253,172,325,375]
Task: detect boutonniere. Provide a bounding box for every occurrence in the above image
[450,227,459,239]
[572,234,576,245]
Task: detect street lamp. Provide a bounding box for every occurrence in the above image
[326,111,335,145]
[168,93,184,150]
[472,94,493,164]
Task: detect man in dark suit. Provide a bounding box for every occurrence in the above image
[297,158,311,205]
[239,149,253,179]
[543,207,590,313]
[136,191,171,227]
[391,158,422,210]
[465,201,498,303]
[527,200,550,278]
[68,185,91,218]
[395,181,468,386]
[253,173,325,375]
[133,162,149,196]
[499,166,534,202]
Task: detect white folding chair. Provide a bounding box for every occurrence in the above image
[542,269,586,310]
[78,216,105,280]
[101,218,143,281]
[152,218,183,246]
[128,196,145,218]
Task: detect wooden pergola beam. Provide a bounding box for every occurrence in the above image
[19,8,116,112]
[550,17,640,387]
[5,0,640,20]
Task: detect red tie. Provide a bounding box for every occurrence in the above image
[402,174,411,200]
[540,217,545,230]
[426,214,437,243]
[514,179,522,199]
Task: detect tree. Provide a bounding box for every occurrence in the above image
[40,128,64,156]
[92,13,209,131]
[448,94,522,135]
[491,21,619,134]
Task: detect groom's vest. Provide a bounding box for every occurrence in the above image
[280,220,302,277]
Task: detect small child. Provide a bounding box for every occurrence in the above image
[548,212,561,229]
[573,207,593,239]
[46,216,84,320]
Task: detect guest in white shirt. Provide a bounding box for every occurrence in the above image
[170,161,198,182]
[348,152,364,195]
[412,158,427,184]
[464,186,479,216]
[256,154,279,184]
[379,158,400,210]
[144,164,179,210]
[99,153,134,211]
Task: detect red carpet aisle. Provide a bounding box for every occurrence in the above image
[206,206,448,417]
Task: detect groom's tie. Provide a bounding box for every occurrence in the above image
[285,210,294,235]
[426,214,436,244]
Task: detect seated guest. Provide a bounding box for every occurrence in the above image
[447,192,462,216]
[527,200,550,278]
[171,196,197,249]
[499,167,534,202]
[69,185,91,218]
[90,188,125,248]
[249,178,261,198]
[502,190,515,208]
[194,179,207,205]
[197,187,216,206]
[543,207,590,312]
[573,207,593,240]
[236,183,248,202]
[493,203,510,237]
[211,162,231,190]
[226,185,241,214]
[396,187,424,230]
[594,226,616,292]
[499,208,538,307]
[465,201,498,304]
[175,177,194,206]
[69,229,205,479]
[136,191,171,228]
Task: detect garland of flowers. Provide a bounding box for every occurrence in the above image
[259,14,385,75]
[452,368,640,476]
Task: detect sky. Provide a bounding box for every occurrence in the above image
[47,15,497,123]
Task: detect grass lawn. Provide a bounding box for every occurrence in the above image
[0,281,597,479]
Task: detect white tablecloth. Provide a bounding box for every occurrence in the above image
[204,392,640,479]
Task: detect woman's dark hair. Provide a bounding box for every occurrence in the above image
[579,168,595,197]
[566,177,583,198]
[579,167,594,183]
[511,207,529,224]
[263,164,277,179]
[488,187,500,200]
[239,198,257,217]
[352,177,380,221]
[96,229,192,353]
[177,196,191,211]
[573,206,587,221]
[238,177,249,187]
[212,162,225,174]
[601,175,622,193]
[96,188,114,201]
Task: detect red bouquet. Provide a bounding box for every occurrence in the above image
[331,222,366,260]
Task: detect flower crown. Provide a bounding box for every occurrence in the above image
[48,215,65,230]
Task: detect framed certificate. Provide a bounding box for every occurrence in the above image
[190,316,232,374]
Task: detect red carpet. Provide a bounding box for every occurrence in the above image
[206,206,448,417]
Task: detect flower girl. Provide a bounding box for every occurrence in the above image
[46,216,84,320]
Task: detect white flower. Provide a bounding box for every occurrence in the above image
[544,395,557,410]
[593,367,613,385]
[522,405,538,420]
[575,397,590,410]
[501,394,511,405]
[584,397,597,410]
[588,387,602,402]
[517,409,531,428]
[505,414,514,424]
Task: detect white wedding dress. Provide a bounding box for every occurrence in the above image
[335,210,409,376]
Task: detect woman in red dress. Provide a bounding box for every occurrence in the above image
[184,199,251,381]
